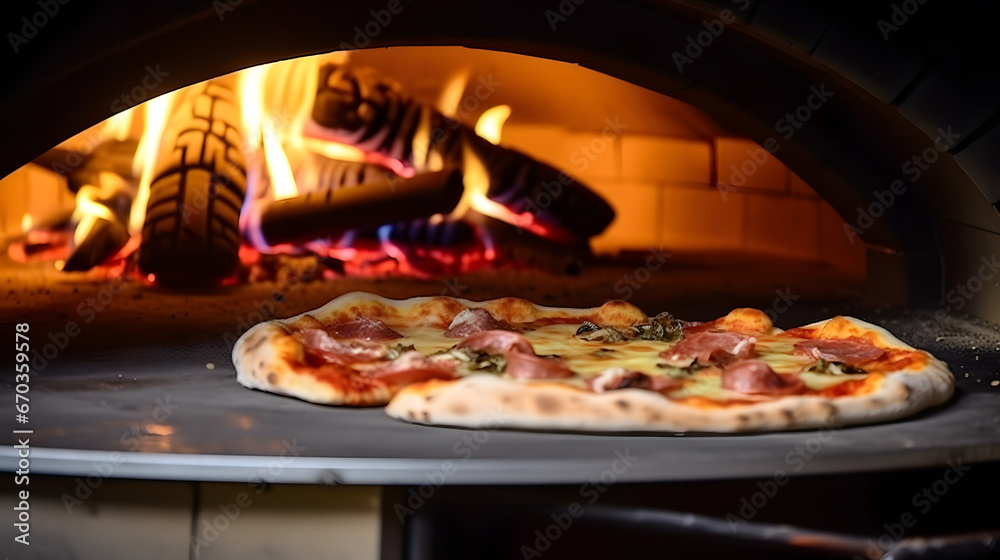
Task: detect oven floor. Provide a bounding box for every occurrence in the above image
[1,306,997,484]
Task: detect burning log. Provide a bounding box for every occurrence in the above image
[32,140,138,193]
[259,168,464,246]
[138,76,247,286]
[63,176,133,272]
[62,217,129,272]
[253,149,397,198]
[310,62,614,239]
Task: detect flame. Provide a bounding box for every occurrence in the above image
[104,106,136,142]
[436,72,470,117]
[475,105,511,145]
[20,213,33,233]
[130,90,177,234]
[300,137,366,162]
[240,61,302,202]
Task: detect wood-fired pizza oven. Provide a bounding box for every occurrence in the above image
[1,1,999,559]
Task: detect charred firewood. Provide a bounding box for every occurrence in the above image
[311,63,614,240]
[259,168,464,246]
[138,76,247,286]
[62,217,130,272]
[62,179,133,272]
[32,140,138,193]
[252,149,396,199]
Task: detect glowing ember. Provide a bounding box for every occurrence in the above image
[20,213,32,233]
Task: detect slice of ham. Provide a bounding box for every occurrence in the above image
[661,330,756,367]
[794,339,884,367]
[298,328,388,365]
[721,359,804,395]
[366,351,458,385]
[458,330,535,356]
[444,308,517,338]
[456,329,572,380]
[330,317,402,341]
[587,368,681,394]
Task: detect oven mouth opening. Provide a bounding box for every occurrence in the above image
[3,46,865,331]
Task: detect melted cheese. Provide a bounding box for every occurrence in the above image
[389,320,863,400]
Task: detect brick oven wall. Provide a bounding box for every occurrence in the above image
[503,125,865,275]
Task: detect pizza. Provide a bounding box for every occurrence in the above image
[232,292,954,432]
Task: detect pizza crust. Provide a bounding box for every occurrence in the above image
[384,317,955,433]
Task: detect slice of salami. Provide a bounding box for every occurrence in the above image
[367,351,458,385]
[721,360,804,395]
[457,329,573,379]
[794,339,884,366]
[587,368,681,393]
[457,330,535,356]
[661,330,756,367]
[505,351,573,380]
[298,328,388,364]
[330,317,403,341]
[444,308,517,338]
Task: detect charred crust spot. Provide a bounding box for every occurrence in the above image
[245,333,267,353]
[424,395,435,402]
[258,360,265,369]
[820,402,839,419]
[737,414,750,424]
[895,384,911,400]
[615,399,630,410]
[536,395,560,414]
[421,411,430,423]
[267,372,278,384]
[782,409,795,422]
[450,404,469,415]
[649,412,662,422]
[407,410,417,421]
[502,395,513,403]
